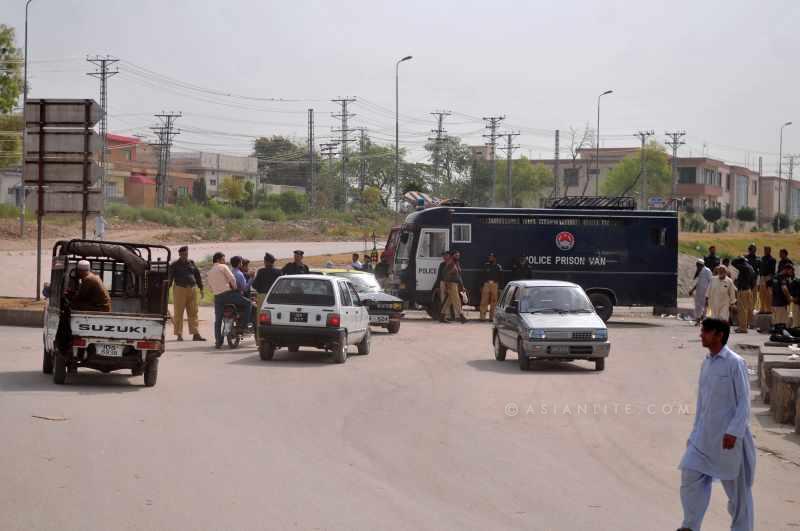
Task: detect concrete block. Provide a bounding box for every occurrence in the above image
[758,346,792,382]
[769,368,800,424]
[754,313,773,333]
[760,355,800,404]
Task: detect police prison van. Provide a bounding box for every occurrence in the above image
[390,200,678,321]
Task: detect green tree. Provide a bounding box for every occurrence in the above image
[735,207,756,222]
[702,206,722,224]
[253,136,309,188]
[361,185,382,207]
[601,142,672,202]
[423,136,474,192]
[219,177,245,204]
[494,158,554,207]
[0,26,23,114]
[0,113,22,169]
[192,177,207,204]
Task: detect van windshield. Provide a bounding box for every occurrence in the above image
[519,286,594,313]
[267,278,336,306]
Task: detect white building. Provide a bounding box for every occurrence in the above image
[171,152,258,196]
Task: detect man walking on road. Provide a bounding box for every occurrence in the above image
[479,252,502,321]
[282,250,310,275]
[689,260,713,325]
[758,246,776,313]
[707,266,736,323]
[677,318,755,531]
[440,250,467,324]
[731,256,755,333]
[168,246,205,342]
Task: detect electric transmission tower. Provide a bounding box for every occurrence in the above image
[483,115,505,206]
[150,112,182,208]
[331,97,357,208]
[665,130,686,201]
[358,127,368,193]
[429,111,450,189]
[320,142,341,190]
[86,55,119,194]
[501,132,520,207]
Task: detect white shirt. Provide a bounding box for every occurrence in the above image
[707,276,737,309]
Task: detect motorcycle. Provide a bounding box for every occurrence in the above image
[220,294,257,349]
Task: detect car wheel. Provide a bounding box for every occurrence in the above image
[144,358,159,387]
[493,332,507,361]
[332,333,347,364]
[594,358,605,372]
[42,348,53,375]
[288,345,299,353]
[259,342,276,361]
[227,334,240,349]
[517,338,530,371]
[387,321,400,334]
[357,328,371,355]
[589,293,614,323]
[53,352,67,385]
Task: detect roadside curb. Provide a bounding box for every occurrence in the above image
[0,298,45,328]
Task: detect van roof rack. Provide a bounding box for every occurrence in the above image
[545,196,636,210]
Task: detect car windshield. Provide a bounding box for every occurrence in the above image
[266,278,336,306]
[519,286,595,313]
[329,272,381,293]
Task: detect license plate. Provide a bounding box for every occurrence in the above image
[549,345,569,355]
[290,312,308,323]
[98,343,123,357]
[370,314,390,324]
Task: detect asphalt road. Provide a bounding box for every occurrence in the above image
[0,240,365,298]
[1,310,799,531]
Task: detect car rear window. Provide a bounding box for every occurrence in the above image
[267,278,336,306]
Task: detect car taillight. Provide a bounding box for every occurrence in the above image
[136,340,161,351]
[71,337,87,348]
[259,310,271,325]
[326,313,341,327]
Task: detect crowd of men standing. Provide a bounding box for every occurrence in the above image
[690,243,800,332]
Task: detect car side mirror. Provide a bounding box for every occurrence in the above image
[506,301,518,314]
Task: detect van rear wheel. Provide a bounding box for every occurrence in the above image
[589,293,614,323]
[42,349,53,374]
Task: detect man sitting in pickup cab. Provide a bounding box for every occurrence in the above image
[70,260,112,312]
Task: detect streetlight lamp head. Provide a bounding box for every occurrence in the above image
[602,89,613,96]
[401,55,413,62]
[785,121,793,127]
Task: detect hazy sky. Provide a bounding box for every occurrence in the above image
[6,0,799,172]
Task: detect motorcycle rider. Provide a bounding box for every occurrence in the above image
[208,252,252,348]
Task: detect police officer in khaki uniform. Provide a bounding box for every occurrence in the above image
[479,252,503,321]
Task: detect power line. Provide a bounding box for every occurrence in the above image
[149,112,182,208]
[665,130,686,200]
[428,111,450,189]
[500,131,520,207]
[482,115,505,206]
[634,130,655,208]
[87,55,119,195]
[331,97,357,208]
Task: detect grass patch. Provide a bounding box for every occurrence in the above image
[679,232,800,260]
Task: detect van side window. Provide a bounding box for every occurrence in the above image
[452,223,472,243]
[650,227,666,246]
[418,231,448,258]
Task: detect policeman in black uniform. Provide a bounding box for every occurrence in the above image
[281,250,310,275]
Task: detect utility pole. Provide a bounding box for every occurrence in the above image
[785,154,800,218]
[86,56,119,197]
[634,130,654,209]
[665,130,686,202]
[320,142,340,188]
[358,128,368,193]
[501,132,520,207]
[429,111,450,189]
[482,115,505,206]
[149,112,181,208]
[307,108,315,209]
[331,97,356,209]
[554,129,560,199]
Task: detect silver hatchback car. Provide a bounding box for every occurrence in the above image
[492,280,610,371]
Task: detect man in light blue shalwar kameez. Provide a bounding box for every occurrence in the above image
[678,317,756,531]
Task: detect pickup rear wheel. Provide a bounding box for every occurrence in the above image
[42,348,53,374]
[588,293,614,323]
[144,358,159,387]
[493,332,507,361]
[332,333,347,364]
[259,342,276,361]
[53,353,67,384]
[517,338,530,371]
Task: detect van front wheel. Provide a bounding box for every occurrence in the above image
[589,293,614,323]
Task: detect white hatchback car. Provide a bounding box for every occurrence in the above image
[257,274,371,363]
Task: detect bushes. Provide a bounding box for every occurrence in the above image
[255,207,286,222]
[713,219,729,233]
[702,206,722,224]
[735,207,756,222]
[773,213,790,232]
[681,213,706,233]
[0,204,20,219]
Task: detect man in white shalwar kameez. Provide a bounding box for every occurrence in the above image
[707,267,737,322]
[689,259,713,324]
[677,318,755,531]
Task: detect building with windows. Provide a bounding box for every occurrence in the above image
[675,158,759,218]
[171,152,258,197]
[758,175,800,225]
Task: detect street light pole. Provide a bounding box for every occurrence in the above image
[595,89,613,196]
[19,0,33,238]
[779,121,792,223]
[395,55,412,213]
